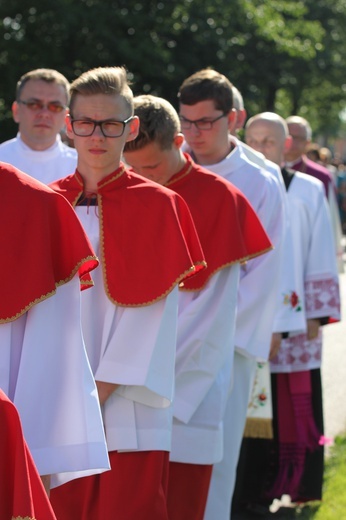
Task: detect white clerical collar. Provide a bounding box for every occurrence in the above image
[285,158,301,168]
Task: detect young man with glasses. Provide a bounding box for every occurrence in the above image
[49,66,206,520]
[178,68,285,520]
[0,68,77,184]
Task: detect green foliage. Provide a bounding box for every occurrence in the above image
[310,435,346,519]
[242,0,324,58]
[0,0,345,144]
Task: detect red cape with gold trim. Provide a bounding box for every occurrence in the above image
[1,163,98,323]
[164,154,273,290]
[0,389,57,520]
[50,165,206,306]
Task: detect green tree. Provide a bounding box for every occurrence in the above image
[0,0,344,143]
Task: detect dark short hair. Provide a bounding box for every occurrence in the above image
[178,68,233,114]
[16,68,70,103]
[69,66,133,116]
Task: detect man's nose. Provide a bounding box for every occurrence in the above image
[190,122,202,135]
[92,124,105,138]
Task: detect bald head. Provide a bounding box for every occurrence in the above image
[245,112,291,166]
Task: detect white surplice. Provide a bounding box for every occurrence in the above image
[197,137,285,520]
[76,206,178,453]
[239,142,306,335]
[0,275,110,489]
[198,137,285,361]
[270,172,341,373]
[170,265,240,464]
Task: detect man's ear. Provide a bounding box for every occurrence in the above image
[284,135,293,154]
[236,108,247,131]
[227,108,237,133]
[173,133,185,149]
[12,101,20,123]
[125,116,140,142]
[65,114,74,140]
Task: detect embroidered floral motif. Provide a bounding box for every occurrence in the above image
[255,390,268,407]
[248,363,270,411]
[283,290,302,311]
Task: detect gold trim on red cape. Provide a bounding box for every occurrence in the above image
[50,165,206,306]
[165,154,273,290]
[0,390,56,520]
[12,517,37,520]
[1,163,99,323]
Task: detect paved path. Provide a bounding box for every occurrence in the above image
[322,271,346,442]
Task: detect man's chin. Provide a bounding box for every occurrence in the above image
[284,154,300,163]
[33,126,53,133]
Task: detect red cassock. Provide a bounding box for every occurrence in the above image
[0,389,57,520]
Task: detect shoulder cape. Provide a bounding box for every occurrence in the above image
[165,154,273,290]
[50,165,206,306]
[1,163,98,323]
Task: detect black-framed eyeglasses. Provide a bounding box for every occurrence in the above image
[70,117,134,138]
[179,113,227,131]
[18,100,67,113]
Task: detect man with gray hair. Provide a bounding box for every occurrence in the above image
[285,115,343,272]
[0,68,77,184]
[285,116,331,193]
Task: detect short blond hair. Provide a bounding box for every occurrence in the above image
[69,66,133,116]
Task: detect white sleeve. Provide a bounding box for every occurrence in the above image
[173,266,239,424]
[328,185,344,273]
[235,174,285,360]
[95,286,179,409]
[272,216,307,335]
[12,276,109,482]
[305,189,341,321]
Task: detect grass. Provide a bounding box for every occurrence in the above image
[275,435,346,518]
[311,435,346,519]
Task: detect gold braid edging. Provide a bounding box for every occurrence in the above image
[180,246,273,292]
[165,162,193,187]
[0,255,97,324]
[12,516,36,520]
[97,186,202,307]
[104,262,207,307]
